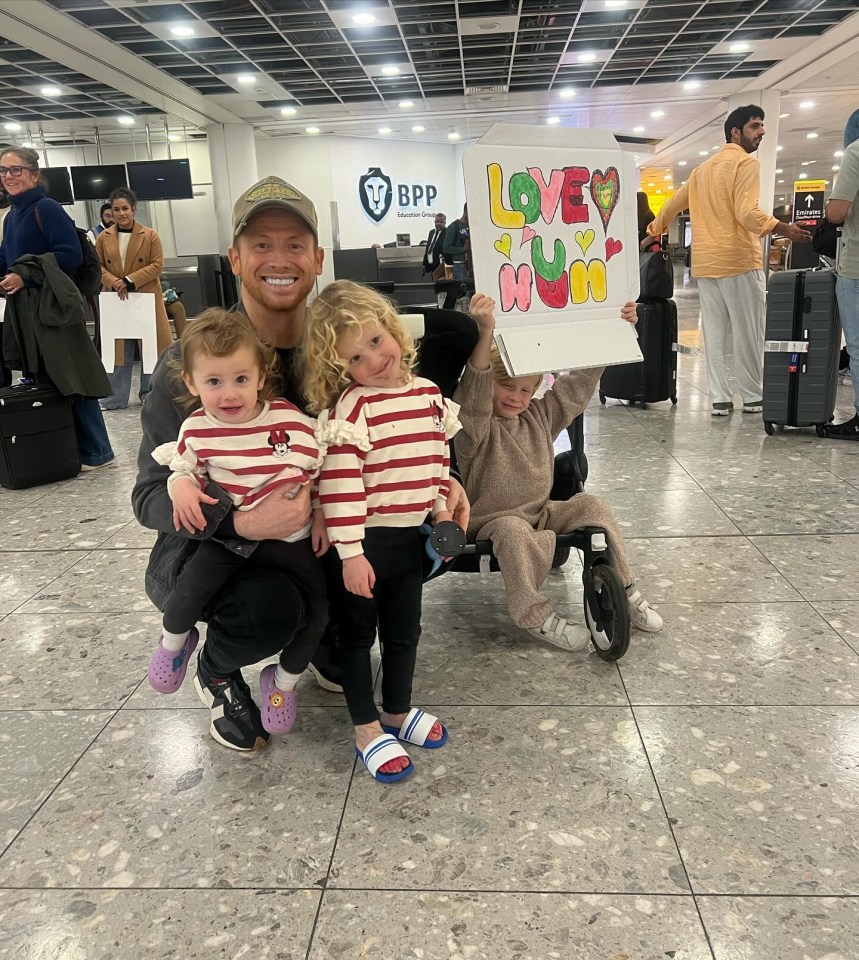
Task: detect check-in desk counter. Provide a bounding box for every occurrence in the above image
[161,255,238,317]
[333,246,435,307]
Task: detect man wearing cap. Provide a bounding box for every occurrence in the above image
[132,176,476,752]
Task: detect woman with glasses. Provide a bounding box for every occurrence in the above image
[0,145,114,469]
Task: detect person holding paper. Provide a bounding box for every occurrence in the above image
[96,186,173,409]
[453,293,662,652]
[643,105,812,416]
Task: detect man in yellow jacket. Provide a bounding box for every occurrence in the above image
[645,105,812,415]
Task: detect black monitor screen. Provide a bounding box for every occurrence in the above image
[70,164,128,201]
[127,159,193,201]
[43,166,74,205]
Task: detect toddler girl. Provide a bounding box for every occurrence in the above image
[148,308,328,741]
[453,294,663,652]
[302,280,461,784]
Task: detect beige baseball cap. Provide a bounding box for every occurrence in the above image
[231,175,318,240]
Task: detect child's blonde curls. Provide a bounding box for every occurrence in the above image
[300,280,417,412]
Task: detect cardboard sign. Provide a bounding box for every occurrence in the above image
[98,292,159,374]
[463,124,642,375]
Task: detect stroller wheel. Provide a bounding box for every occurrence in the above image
[583,562,630,661]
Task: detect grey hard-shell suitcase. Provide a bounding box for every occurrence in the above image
[762,270,841,436]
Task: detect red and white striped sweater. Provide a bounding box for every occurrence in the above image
[153,399,325,540]
[317,377,461,559]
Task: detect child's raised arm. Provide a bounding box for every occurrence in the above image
[468,293,496,371]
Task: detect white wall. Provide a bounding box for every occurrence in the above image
[32,131,470,271]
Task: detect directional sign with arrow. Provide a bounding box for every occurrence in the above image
[792,179,826,223]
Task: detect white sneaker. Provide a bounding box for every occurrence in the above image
[626,587,663,633]
[527,613,591,652]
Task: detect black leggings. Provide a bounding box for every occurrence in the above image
[327,527,424,726]
[167,538,328,675]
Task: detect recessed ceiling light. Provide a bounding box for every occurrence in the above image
[729,42,750,53]
[651,110,664,118]
[477,21,501,30]
[20,141,34,148]
[779,112,790,119]
[698,150,708,156]
[306,126,320,134]
[448,131,461,140]
[799,173,807,179]
[808,159,816,164]
[832,165,840,171]
[656,189,663,194]
[40,86,62,97]
[280,106,296,116]
[170,25,195,37]
[381,65,400,76]
[398,100,414,108]
[678,160,687,166]
[777,179,784,184]
[806,132,818,139]
[647,182,655,187]
[799,100,814,110]
[546,116,560,125]
[167,133,181,142]
[683,80,701,90]
[604,1,627,8]
[378,126,392,134]
[117,115,135,125]
[3,122,22,131]
[411,125,425,132]
[777,145,783,151]
[559,87,576,98]
[578,52,597,63]
[352,12,376,24]
[663,174,671,180]
[681,180,687,185]
[801,161,810,166]
[834,150,844,157]
[775,168,783,173]
[633,125,645,133]
[237,73,256,84]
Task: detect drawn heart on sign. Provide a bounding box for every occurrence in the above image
[494,233,512,259]
[521,225,537,246]
[605,238,623,261]
[590,167,620,232]
[575,229,595,256]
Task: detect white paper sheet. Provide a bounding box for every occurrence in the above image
[463,124,642,375]
[98,291,159,374]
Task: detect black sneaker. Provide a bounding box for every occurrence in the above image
[193,655,270,751]
[826,414,859,441]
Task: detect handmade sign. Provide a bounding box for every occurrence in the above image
[98,292,159,374]
[463,124,642,375]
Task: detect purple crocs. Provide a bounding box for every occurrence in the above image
[148,627,199,694]
[259,663,297,735]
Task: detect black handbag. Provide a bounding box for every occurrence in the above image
[638,241,674,301]
[811,219,841,259]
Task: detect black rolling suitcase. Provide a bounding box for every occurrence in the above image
[0,383,81,488]
[762,269,841,436]
[599,300,678,409]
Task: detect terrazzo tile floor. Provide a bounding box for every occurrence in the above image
[1,272,857,958]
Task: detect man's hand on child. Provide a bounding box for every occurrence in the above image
[171,477,219,534]
[343,555,376,598]
[311,509,330,557]
[469,293,496,334]
[621,301,638,325]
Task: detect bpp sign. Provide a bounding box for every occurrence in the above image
[358,166,438,223]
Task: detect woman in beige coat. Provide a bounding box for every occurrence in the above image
[96,186,172,409]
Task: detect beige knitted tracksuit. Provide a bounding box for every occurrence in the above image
[453,363,634,629]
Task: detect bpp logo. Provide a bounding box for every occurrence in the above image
[359,166,438,223]
[359,167,392,223]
